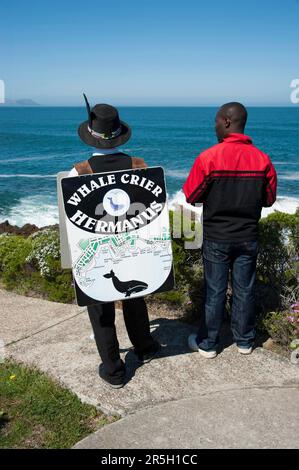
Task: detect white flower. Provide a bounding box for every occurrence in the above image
[26,229,60,277]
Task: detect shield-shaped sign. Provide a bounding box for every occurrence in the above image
[61,166,174,306]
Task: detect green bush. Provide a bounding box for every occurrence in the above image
[42,271,74,303]
[0,230,74,303]
[263,304,299,347]
[251,210,299,346]
[256,209,299,315]
[26,229,61,277]
[0,234,32,289]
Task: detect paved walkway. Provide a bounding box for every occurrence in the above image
[1,289,299,448]
[74,387,299,449]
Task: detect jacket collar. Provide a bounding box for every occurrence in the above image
[92,147,121,156]
[223,133,252,144]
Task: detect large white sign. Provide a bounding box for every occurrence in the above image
[61,166,174,306]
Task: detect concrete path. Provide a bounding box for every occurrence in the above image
[74,387,299,449]
[1,288,299,448]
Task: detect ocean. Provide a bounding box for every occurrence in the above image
[0,106,298,227]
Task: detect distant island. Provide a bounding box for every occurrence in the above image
[0,99,40,106]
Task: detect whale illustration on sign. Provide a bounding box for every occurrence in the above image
[103,188,131,216]
[103,269,148,297]
[107,196,125,212]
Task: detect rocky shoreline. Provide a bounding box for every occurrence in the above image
[0,220,59,237]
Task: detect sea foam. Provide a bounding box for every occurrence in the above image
[1,191,298,228]
[168,190,299,220]
[3,195,59,227]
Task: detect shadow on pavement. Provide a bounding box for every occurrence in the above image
[123,317,237,383]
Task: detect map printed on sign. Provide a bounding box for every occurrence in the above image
[61,166,174,306]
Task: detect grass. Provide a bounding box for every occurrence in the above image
[0,360,115,449]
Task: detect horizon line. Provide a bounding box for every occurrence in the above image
[1,104,298,108]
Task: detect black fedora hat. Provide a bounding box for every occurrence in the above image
[78,94,131,149]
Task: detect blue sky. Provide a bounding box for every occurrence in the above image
[1,0,299,105]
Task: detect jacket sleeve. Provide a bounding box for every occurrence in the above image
[183,155,208,205]
[263,160,277,207]
[132,156,147,169]
[74,160,93,175]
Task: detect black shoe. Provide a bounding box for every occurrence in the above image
[134,340,161,364]
[99,364,125,389]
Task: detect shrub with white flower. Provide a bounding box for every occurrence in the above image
[26,229,60,277]
[287,301,299,333]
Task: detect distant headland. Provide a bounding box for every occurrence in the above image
[0,99,40,106]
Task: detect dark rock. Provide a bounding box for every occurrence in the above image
[0,220,59,237]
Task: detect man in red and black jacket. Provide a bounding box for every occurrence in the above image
[183,102,277,358]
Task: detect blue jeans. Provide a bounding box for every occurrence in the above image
[197,239,259,351]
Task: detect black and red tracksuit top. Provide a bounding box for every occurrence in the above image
[183,133,277,242]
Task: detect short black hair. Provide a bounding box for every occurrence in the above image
[218,102,248,129]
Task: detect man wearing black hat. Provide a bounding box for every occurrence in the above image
[69,95,160,388]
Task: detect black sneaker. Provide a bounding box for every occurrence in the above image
[99,364,125,389]
[134,340,161,364]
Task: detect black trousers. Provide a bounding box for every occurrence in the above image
[87,297,154,378]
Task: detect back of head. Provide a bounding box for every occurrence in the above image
[215,102,248,142]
